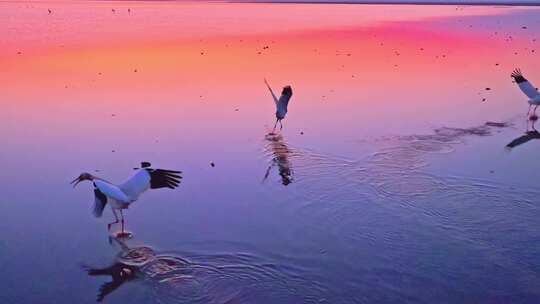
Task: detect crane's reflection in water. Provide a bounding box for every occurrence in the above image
[85,259,138,302]
[263,133,294,186]
[506,119,540,150]
[84,237,191,302]
[84,237,316,303]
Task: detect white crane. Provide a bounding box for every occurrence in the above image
[264,79,293,131]
[72,162,182,237]
[511,69,540,119]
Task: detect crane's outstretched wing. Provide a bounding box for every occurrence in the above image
[277,86,293,113]
[119,163,182,200]
[277,94,292,110]
[264,79,279,105]
[94,180,131,202]
[511,69,540,99]
[93,186,107,217]
[148,169,182,189]
[92,180,130,217]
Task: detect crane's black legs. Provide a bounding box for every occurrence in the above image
[108,209,119,231]
[120,210,125,233]
[272,119,284,132]
[108,209,131,239]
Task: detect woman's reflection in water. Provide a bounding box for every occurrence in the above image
[263,133,294,186]
[507,118,540,149]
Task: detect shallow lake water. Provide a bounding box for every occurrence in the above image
[2,1,540,303]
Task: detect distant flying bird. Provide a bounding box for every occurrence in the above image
[511,69,540,118]
[72,162,182,237]
[264,79,293,131]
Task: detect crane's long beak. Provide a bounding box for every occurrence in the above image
[71,177,82,188]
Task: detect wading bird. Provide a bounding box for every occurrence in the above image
[511,69,540,119]
[72,162,182,237]
[264,79,293,131]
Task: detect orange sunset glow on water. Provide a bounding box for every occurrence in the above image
[3,2,540,303]
[3,2,539,142]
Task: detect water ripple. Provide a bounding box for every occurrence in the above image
[106,245,325,304]
[260,122,540,298]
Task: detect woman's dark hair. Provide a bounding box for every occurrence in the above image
[281,86,292,96]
